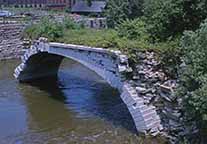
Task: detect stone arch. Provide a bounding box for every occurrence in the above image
[14,38,162,135]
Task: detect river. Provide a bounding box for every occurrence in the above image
[0,59,166,144]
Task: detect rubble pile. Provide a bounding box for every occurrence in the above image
[132,51,184,143]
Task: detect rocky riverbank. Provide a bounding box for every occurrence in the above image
[130,51,185,143]
[0,23,26,60]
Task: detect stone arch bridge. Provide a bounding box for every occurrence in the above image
[14,38,162,135]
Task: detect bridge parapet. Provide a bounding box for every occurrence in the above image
[14,37,163,135]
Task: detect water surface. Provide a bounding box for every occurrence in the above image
[0,59,166,144]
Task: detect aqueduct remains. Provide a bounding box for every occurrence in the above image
[14,38,163,135]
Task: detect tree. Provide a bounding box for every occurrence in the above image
[104,0,143,28]
[179,18,207,143]
[143,0,207,41]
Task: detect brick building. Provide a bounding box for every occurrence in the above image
[0,0,76,10]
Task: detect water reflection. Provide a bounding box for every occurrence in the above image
[0,59,167,144]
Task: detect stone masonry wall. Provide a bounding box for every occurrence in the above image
[0,23,25,60]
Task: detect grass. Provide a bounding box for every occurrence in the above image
[23,17,180,65]
[55,28,179,55]
[56,29,120,48]
[53,28,169,51]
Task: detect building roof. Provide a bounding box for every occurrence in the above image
[71,1,106,13]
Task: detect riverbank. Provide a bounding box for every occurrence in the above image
[131,51,182,143]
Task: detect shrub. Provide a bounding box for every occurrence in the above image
[63,17,83,29]
[116,18,150,41]
[179,18,207,142]
[24,17,64,41]
[143,0,183,40]
[156,38,181,78]
[24,24,41,40]
[104,0,143,28]
[39,17,64,41]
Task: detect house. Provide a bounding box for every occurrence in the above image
[71,1,106,16]
[70,1,107,28]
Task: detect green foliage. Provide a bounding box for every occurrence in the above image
[63,17,83,29]
[157,38,181,78]
[104,0,143,28]
[24,16,86,41]
[24,17,64,41]
[179,19,207,142]
[24,24,40,40]
[24,17,175,59]
[23,15,180,65]
[39,17,64,41]
[116,18,149,41]
[143,0,207,41]
[104,0,207,41]
[57,29,119,48]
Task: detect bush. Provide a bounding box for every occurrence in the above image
[116,18,150,41]
[40,17,64,41]
[63,17,83,29]
[143,0,183,40]
[156,38,181,78]
[24,24,41,40]
[104,0,143,28]
[179,18,207,142]
[24,17,64,41]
